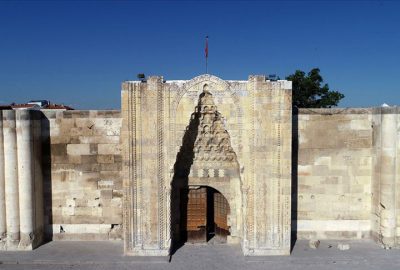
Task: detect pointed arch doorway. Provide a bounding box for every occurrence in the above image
[171,84,242,248]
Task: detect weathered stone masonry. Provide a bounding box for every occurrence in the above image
[1,74,399,254]
[41,110,123,241]
[0,110,43,250]
[121,75,292,256]
[295,107,400,247]
[0,110,123,250]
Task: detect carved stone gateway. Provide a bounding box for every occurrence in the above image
[121,74,292,256]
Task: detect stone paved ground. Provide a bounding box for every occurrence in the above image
[0,240,399,270]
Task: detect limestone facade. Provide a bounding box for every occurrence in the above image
[1,74,400,255]
[295,107,400,247]
[41,110,123,241]
[121,74,292,256]
[295,109,373,240]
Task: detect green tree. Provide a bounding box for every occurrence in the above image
[286,68,344,108]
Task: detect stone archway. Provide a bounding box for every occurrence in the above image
[122,74,292,256]
[170,85,242,249]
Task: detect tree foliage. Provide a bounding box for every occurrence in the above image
[286,68,344,108]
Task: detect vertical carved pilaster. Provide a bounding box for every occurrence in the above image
[247,76,256,250]
[276,89,283,248]
[157,80,165,249]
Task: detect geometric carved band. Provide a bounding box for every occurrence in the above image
[157,83,165,249]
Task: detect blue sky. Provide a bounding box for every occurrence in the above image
[0,0,399,109]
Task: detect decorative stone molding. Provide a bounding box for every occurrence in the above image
[122,74,292,256]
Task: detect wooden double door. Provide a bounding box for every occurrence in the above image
[183,186,230,243]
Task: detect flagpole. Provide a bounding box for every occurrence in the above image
[205,35,209,74]
[206,57,208,74]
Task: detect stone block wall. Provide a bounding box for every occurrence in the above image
[41,110,123,240]
[295,107,400,248]
[37,104,398,248]
[2,78,400,253]
[295,108,373,239]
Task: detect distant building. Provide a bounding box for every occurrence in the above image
[42,103,74,110]
[0,105,12,110]
[11,103,41,110]
[0,100,74,110]
[27,100,50,107]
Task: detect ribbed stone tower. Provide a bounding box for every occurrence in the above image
[0,110,44,250]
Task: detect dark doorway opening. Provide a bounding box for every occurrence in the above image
[184,186,230,244]
[170,88,234,256]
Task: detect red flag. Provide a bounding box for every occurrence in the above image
[205,36,209,58]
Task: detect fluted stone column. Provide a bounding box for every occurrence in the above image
[0,110,44,251]
[0,111,6,249]
[379,112,397,247]
[16,110,34,249]
[3,110,20,249]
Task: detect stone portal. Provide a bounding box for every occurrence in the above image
[121,74,292,256]
[171,87,240,245]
